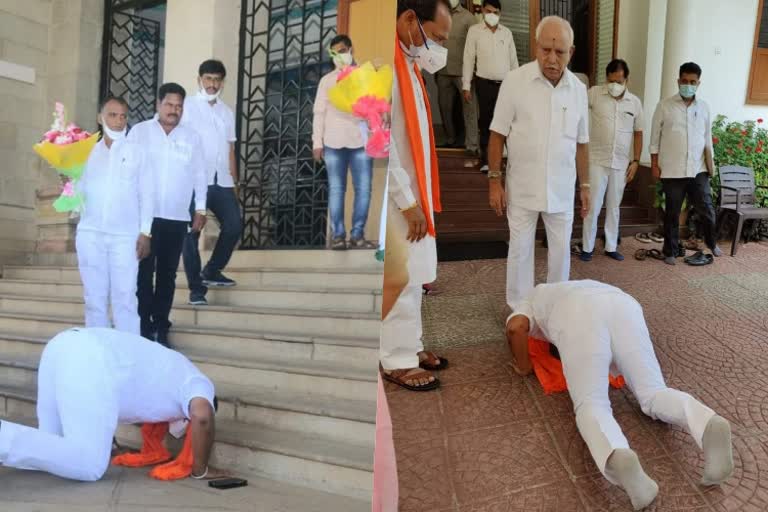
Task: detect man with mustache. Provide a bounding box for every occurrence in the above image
[487,15,590,313]
[128,83,208,346]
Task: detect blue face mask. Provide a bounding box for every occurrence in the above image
[679,84,698,99]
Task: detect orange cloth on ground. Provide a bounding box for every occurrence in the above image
[111,422,171,467]
[111,422,195,481]
[393,35,441,237]
[528,337,626,394]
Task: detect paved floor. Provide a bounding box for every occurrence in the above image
[385,237,768,512]
[0,465,368,512]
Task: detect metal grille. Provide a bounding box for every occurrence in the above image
[237,0,338,248]
[100,0,163,127]
[540,0,572,21]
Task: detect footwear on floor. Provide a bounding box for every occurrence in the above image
[579,250,593,262]
[348,237,376,249]
[648,232,664,243]
[201,270,236,287]
[684,251,714,266]
[381,367,440,391]
[331,237,347,250]
[605,251,625,261]
[418,350,449,371]
[635,233,653,244]
[188,294,208,306]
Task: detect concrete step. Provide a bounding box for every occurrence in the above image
[0,279,382,314]
[1,396,373,501]
[28,249,382,271]
[1,265,384,291]
[0,295,381,340]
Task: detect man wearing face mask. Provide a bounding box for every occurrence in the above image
[381,0,451,391]
[128,83,208,346]
[312,35,375,250]
[75,96,153,335]
[435,0,479,154]
[463,0,518,172]
[487,16,590,312]
[650,62,721,265]
[180,60,242,306]
[581,59,644,262]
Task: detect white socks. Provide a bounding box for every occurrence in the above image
[606,448,659,511]
[701,415,734,486]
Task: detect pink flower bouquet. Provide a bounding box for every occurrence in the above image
[328,62,394,158]
[32,102,99,212]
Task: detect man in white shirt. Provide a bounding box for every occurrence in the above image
[0,328,222,482]
[581,59,644,262]
[128,83,208,346]
[650,62,721,265]
[435,0,479,153]
[505,280,733,510]
[75,96,153,335]
[462,0,518,171]
[488,15,590,312]
[181,60,242,306]
[380,0,451,391]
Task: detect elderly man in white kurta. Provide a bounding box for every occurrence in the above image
[581,59,644,262]
[0,328,219,482]
[488,16,590,311]
[505,280,734,510]
[379,0,451,391]
[76,97,153,335]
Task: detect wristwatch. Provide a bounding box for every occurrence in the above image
[487,170,502,179]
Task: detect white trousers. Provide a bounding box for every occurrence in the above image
[379,281,424,370]
[557,292,716,484]
[0,331,117,481]
[506,205,573,310]
[582,164,627,253]
[76,230,140,334]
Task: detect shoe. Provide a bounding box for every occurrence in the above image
[712,246,723,257]
[188,294,208,306]
[201,270,236,287]
[605,251,625,261]
[664,256,676,265]
[579,250,593,262]
[348,237,376,249]
[155,330,171,348]
[331,237,347,250]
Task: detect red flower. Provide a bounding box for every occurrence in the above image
[758,118,764,124]
[713,137,720,144]
[738,142,744,148]
[742,130,748,136]
[757,147,763,153]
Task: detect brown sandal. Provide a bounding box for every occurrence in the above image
[382,368,440,391]
[418,350,449,371]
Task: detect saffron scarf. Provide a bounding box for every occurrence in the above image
[393,35,442,236]
[112,422,195,480]
[528,337,626,394]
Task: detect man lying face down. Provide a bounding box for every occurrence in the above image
[0,328,223,481]
[505,280,733,511]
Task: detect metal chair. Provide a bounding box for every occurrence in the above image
[717,165,768,255]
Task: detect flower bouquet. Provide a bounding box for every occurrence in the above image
[328,61,394,159]
[32,102,99,213]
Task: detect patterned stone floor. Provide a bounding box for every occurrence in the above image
[385,237,768,512]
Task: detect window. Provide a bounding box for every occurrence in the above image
[748,0,768,104]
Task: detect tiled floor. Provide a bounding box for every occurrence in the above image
[385,237,768,512]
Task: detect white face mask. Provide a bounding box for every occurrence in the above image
[408,21,448,74]
[449,0,460,8]
[199,87,221,102]
[333,52,354,68]
[484,13,500,27]
[101,121,126,141]
[607,82,626,98]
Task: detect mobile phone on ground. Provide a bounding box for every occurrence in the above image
[208,478,248,490]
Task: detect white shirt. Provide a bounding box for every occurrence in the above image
[181,93,237,187]
[127,118,207,221]
[462,23,519,91]
[387,45,437,284]
[490,62,589,213]
[649,94,714,179]
[588,85,643,170]
[77,138,153,236]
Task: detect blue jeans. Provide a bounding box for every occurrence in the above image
[324,146,373,240]
[182,184,242,296]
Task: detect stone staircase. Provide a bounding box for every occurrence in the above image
[0,249,382,510]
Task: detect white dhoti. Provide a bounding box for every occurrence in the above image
[506,204,573,310]
[76,230,140,334]
[554,291,715,483]
[582,164,626,253]
[0,331,117,481]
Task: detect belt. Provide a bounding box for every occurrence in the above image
[476,76,503,85]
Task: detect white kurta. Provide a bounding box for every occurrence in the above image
[76,138,154,334]
[511,280,716,484]
[490,62,589,309]
[0,328,215,481]
[380,49,437,370]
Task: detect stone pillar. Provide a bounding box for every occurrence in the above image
[35,0,103,255]
[661,0,700,98]
[640,0,667,164]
